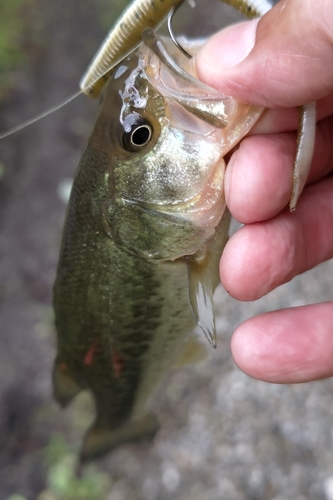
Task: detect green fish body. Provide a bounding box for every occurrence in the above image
[53,40,259,462]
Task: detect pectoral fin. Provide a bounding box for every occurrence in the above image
[188,255,217,348]
[80,413,159,463]
[187,209,231,349]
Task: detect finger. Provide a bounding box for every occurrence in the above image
[251,93,333,135]
[221,177,333,301]
[231,302,333,383]
[225,133,295,223]
[195,0,333,107]
[226,115,333,223]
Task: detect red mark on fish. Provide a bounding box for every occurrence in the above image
[84,341,101,366]
[111,351,125,377]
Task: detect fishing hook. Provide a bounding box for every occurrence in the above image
[167,4,192,59]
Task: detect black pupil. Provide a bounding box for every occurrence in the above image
[131,125,151,146]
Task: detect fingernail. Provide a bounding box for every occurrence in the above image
[202,19,259,69]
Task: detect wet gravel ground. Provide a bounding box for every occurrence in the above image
[1,0,333,499]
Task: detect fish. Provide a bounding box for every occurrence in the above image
[53,0,316,463]
[53,33,263,462]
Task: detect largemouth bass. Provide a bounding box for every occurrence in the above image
[53,37,261,462]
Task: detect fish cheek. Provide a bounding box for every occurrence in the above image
[103,202,215,261]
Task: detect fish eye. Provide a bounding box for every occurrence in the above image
[122,119,153,152]
[131,124,152,146]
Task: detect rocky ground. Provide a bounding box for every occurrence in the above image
[1,0,333,499]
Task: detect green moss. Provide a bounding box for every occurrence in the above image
[38,435,111,500]
[0,0,26,72]
[0,0,39,95]
[45,434,70,466]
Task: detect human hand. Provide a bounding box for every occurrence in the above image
[195,0,333,383]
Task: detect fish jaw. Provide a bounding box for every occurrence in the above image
[141,37,263,151]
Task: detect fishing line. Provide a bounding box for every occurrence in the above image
[0,0,190,139]
[0,47,138,140]
[0,90,83,140]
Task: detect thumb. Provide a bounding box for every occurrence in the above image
[195,0,333,108]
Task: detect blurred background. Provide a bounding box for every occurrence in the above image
[1,0,333,499]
